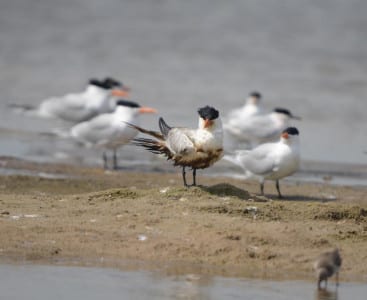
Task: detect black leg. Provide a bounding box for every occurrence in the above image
[192,168,197,186]
[260,181,264,195]
[103,151,108,169]
[182,167,188,187]
[276,180,283,199]
[113,149,118,170]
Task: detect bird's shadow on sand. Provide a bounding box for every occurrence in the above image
[198,183,336,203]
[199,183,260,201]
[268,194,337,202]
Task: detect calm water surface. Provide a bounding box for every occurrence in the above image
[0,264,366,300]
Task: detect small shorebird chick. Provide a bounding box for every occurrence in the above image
[314,248,342,289]
[130,106,223,187]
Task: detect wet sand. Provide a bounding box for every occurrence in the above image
[0,157,366,281]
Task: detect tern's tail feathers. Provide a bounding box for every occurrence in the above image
[8,103,37,114]
[223,150,249,165]
[222,154,240,166]
[132,137,172,159]
[126,122,164,140]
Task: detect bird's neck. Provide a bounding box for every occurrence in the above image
[85,85,109,108]
[280,137,300,152]
[114,106,137,122]
[243,103,260,115]
[272,113,288,127]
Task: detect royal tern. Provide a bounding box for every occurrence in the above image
[314,248,342,289]
[130,106,223,187]
[103,77,131,92]
[70,99,157,169]
[225,107,301,147]
[224,127,300,198]
[13,78,130,123]
[224,91,263,130]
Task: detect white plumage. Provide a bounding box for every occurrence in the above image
[15,78,130,123]
[225,107,300,148]
[224,127,300,198]
[71,99,156,169]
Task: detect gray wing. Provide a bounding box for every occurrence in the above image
[42,94,96,122]
[238,143,276,175]
[71,114,115,144]
[165,128,195,155]
[240,115,281,140]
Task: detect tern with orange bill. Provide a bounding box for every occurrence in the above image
[224,127,300,198]
[70,99,157,169]
[130,106,223,187]
[224,91,263,131]
[11,78,130,123]
[225,107,301,148]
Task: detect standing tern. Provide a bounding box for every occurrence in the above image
[314,248,342,289]
[70,99,157,169]
[224,91,263,131]
[12,78,130,123]
[130,106,223,187]
[225,107,301,147]
[224,127,300,198]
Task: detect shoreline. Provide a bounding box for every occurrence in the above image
[0,157,367,282]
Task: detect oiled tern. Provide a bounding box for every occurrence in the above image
[130,106,223,187]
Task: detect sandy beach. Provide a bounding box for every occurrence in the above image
[0,157,366,282]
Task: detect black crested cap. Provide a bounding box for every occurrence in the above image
[116,99,140,108]
[273,107,291,116]
[283,127,299,135]
[104,77,122,88]
[249,91,261,98]
[198,106,219,120]
[89,79,110,89]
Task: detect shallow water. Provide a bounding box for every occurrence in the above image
[0,264,365,300]
[0,0,366,182]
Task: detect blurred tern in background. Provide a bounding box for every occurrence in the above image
[70,99,157,169]
[225,107,301,148]
[314,248,342,290]
[130,106,223,187]
[224,127,300,198]
[224,91,263,131]
[10,77,130,123]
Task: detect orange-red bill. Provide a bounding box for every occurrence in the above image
[139,107,157,114]
[204,119,213,128]
[281,132,289,139]
[111,89,130,98]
